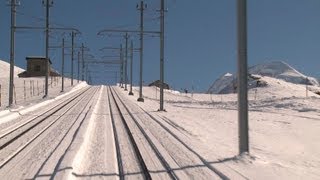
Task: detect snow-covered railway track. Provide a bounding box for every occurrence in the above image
[0,87,98,175]
[109,87,178,179]
[0,87,91,146]
[108,87,152,179]
[113,87,231,179]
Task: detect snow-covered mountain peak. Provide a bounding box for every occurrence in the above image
[249,61,319,86]
[249,61,302,77]
[208,61,319,94]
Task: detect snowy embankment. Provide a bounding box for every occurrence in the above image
[0,59,88,123]
[0,82,88,125]
[123,75,320,179]
[66,86,117,179]
[0,60,25,78]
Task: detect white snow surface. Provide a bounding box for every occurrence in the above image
[0,59,86,111]
[208,61,319,94]
[249,61,319,86]
[1,58,319,179]
[0,82,88,125]
[123,77,320,179]
[0,59,24,78]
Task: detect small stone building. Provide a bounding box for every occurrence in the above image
[18,56,60,77]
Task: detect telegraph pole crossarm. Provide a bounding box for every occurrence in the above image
[100,47,140,51]
[84,60,122,64]
[15,26,81,34]
[97,29,160,36]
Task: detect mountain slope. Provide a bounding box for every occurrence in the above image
[208,61,319,94]
[248,61,319,86]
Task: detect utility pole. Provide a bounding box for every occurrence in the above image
[120,44,124,88]
[124,33,129,91]
[115,72,118,85]
[85,65,89,82]
[81,43,85,81]
[43,0,53,98]
[9,0,18,107]
[71,31,75,86]
[77,51,80,83]
[61,38,65,92]
[129,40,134,95]
[159,0,166,111]
[237,0,249,154]
[137,0,147,102]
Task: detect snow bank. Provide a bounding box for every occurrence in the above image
[68,86,104,180]
[0,82,88,125]
[0,59,24,78]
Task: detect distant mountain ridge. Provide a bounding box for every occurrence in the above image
[208,61,319,94]
[248,61,319,86]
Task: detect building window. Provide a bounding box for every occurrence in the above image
[34,65,41,72]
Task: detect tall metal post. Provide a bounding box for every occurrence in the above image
[81,43,85,81]
[129,40,134,95]
[61,38,65,92]
[71,31,75,86]
[159,0,165,111]
[77,51,80,83]
[120,44,124,88]
[124,33,129,91]
[85,65,88,82]
[44,0,51,98]
[237,0,249,154]
[115,72,118,85]
[137,0,146,102]
[9,0,17,107]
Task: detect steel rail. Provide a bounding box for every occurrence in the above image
[106,87,124,180]
[108,86,152,180]
[0,87,91,141]
[0,87,95,168]
[111,87,178,179]
[135,103,230,180]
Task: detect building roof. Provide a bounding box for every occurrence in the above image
[26,56,52,64]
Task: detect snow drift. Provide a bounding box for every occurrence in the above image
[0,59,25,78]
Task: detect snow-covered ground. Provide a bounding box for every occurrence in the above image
[0,60,83,110]
[118,76,320,179]
[1,58,320,179]
[208,61,320,94]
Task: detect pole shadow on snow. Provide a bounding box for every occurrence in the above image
[31,101,93,179]
[69,158,239,179]
[112,88,235,179]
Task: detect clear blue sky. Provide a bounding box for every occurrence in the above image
[1,0,320,92]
